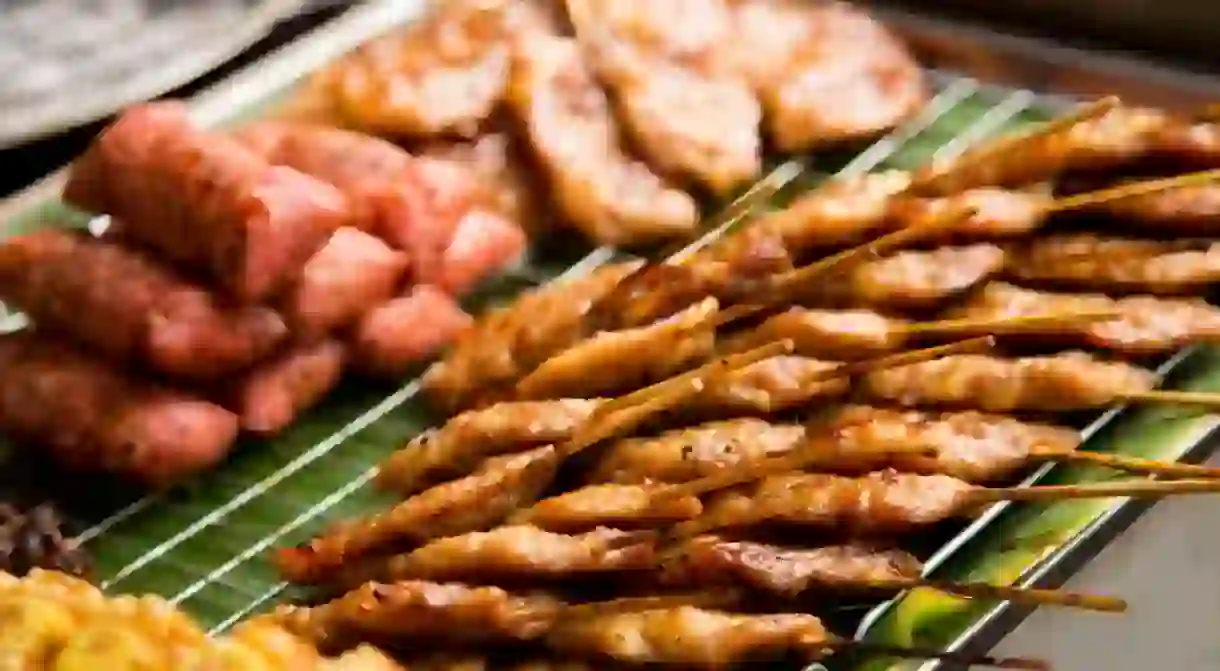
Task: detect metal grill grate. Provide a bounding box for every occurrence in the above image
[68,72,1059,633]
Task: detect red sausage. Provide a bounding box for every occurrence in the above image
[230,339,348,436]
[63,102,346,303]
[0,230,288,380]
[279,227,409,340]
[233,122,474,286]
[436,208,527,296]
[351,285,474,379]
[0,334,239,485]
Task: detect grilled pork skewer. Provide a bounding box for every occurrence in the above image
[423,261,642,414]
[513,298,720,400]
[674,471,1220,540]
[660,537,1125,612]
[808,244,1006,310]
[508,483,705,532]
[327,526,656,590]
[279,342,788,584]
[1006,234,1220,294]
[861,351,1165,412]
[545,604,1045,669]
[1093,181,1220,233]
[376,399,605,496]
[566,0,763,194]
[723,306,1119,360]
[507,33,700,246]
[951,282,1220,356]
[274,581,724,652]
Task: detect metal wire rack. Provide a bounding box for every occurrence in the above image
[60,68,1064,639]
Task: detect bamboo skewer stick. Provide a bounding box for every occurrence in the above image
[1034,449,1220,479]
[827,639,1048,670]
[973,478,1220,504]
[1117,389,1220,410]
[861,578,1125,613]
[1047,168,1220,212]
[898,310,1123,336]
[909,96,1120,193]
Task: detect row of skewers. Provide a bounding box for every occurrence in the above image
[262,98,1220,669]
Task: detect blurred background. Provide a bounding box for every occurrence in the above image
[3,0,1220,198]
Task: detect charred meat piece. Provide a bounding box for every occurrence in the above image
[659,537,922,597]
[513,297,719,400]
[330,525,655,589]
[815,405,1080,483]
[575,0,762,194]
[814,244,1006,311]
[951,282,1220,355]
[590,419,807,484]
[546,605,830,668]
[376,398,604,496]
[686,355,851,415]
[318,0,545,138]
[276,446,556,585]
[0,230,287,381]
[1006,234,1220,295]
[0,504,91,579]
[514,483,704,533]
[507,34,699,246]
[423,262,641,415]
[863,351,1157,412]
[727,1,926,152]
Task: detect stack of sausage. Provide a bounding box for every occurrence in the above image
[282,0,930,247]
[0,100,527,485]
[259,100,1220,668]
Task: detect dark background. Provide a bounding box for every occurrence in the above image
[3,0,1219,199]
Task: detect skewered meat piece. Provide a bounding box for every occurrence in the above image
[722,307,906,360]
[1090,182,1220,234]
[545,605,829,668]
[275,581,564,650]
[1006,234,1220,294]
[506,34,700,246]
[659,537,923,597]
[281,227,409,340]
[590,419,807,484]
[514,483,704,533]
[417,133,548,235]
[587,224,794,332]
[768,3,927,151]
[951,282,1220,355]
[63,101,345,304]
[0,334,239,484]
[351,285,474,380]
[423,262,641,414]
[228,340,348,436]
[574,0,762,194]
[862,352,1157,412]
[909,106,1171,195]
[316,0,541,139]
[686,355,851,415]
[330,525,656,589]
[812,244,1006,310]
[886,186,1055,241]
[437,208,528,297]
[696,470,978,535]
[815,405,1080,483]
[750,171,912,257]
[377,398,604,495]
[276,446,556,584]
[513,297,719,400]
[0,230,287,380]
